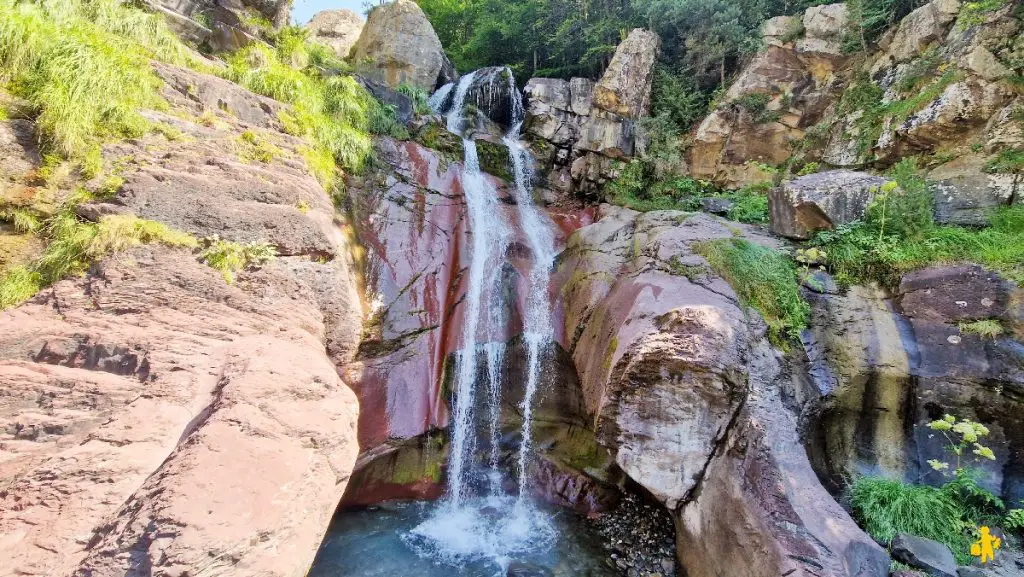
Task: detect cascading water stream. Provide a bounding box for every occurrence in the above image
[501,76,557,504]
[402,68,558,573]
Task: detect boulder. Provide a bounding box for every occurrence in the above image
[306,9,364,59]
[592,28,660,119]
[349,0,445,90]
[555,208,890,577]
[891,534,957,577]
[798,2,849,56]
[880,0,961,65]
[928,154,1016,226]
[763,15,801,47]
[769,170,888,239]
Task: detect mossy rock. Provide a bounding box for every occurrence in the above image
[0,225,43,275]
[413,122,464,164]
[475,139,512,182]
[413,122,512,182]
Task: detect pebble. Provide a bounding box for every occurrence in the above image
[588,493,677,577]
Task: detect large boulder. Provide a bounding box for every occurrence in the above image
[555,208,890,577]
[349,0,446,90]
[592,28,660,119]
[769,170,888,239]
[798,2,849,56]
[306,9,364,59]
[876,0,961,66]
[928,154,1017,226]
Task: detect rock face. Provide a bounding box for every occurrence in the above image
[769,170,889,239]
[689,0,1022,214]
[524,30,658,200]
[0,63,362,577]
[306,9,364,59]
[803,265,1024,503]
[555,207,890,577]
[349,0,446,90]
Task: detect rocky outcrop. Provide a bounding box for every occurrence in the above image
[802,265,1024,502]
[0,63,363,577]
[525,30,658,200]
[144,0,291,51]
[689,3,849,188]
[307,9,364,59]
[769,170,889,239]
[592,29,660,119]
[555,207,889,576]
[349,0,447,91]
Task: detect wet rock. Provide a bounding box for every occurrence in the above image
[891,534,957,577]
[769,170,888,239]
[507,562,553,577]
[590,493,676,577]
[306,9,364,59]
[592,29,659,119]
[459,66,519,128]
[700,197,734,216]
[357,75,415,124]
[349,0,446,90]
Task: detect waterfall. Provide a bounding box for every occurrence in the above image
[441,70,512,508]
[501,74,557,503]
[405,67,557,572]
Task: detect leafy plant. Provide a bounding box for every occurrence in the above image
[693,238,809,343]
[237,130,281,164]
[200,236,277,283]
[1005,509,1024,535]
[927,414,997,473]
[367,101,410,140]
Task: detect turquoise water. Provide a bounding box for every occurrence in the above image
[308,499,619,577]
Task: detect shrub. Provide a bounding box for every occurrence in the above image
[367,100,410,140]
[693,238,809,343]
[200,236,277,283]
[813,159,1024,286]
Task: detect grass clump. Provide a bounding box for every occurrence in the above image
[814,159,1024,286]
[850,477,969,560]
[985,147,1024,174]
[200,236,277,283]
[397,82,433,116]
[0,208,42,233]
[0,0,206,168]
[225,43,373,186]
[237,129,281,164]
[959,319,1005,339]
[693,238,809,343]
[0,212,198,310]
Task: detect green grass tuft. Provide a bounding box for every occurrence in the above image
[200,236,277,283]
[693,238,809,344]
[0,212,198,310]
[397,82,432,116]
[0,0,209,167]
[959,319,1005,339]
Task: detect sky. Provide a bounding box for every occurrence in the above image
[292,0,367,24]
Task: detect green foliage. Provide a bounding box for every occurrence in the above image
[693,238,809,343]
[957,0,1008,28]
[797,162,820,176]
[843,0,922,53]
[959,319,1005,339]
[1005,509,1024,535]
[849,477,971,561]
[367,101,410,140]
[813,160,1024,286]
[200,236,277,283]
[237,129,282,164]
[0,207,42,233]
[927,414,997,472]
[985,147,1024,174]
[397,82,433,116]
[734,92,780,123]
[0,212,198,310]
[0,0,199,165]
[225,43,373,183]
[650,66,709,132]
